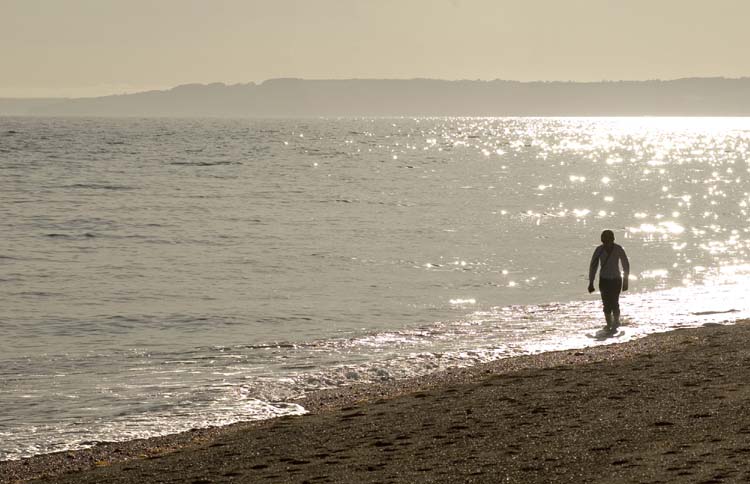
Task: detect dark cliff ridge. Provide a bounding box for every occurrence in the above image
[3,77,750,117]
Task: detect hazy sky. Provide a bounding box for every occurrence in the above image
[2,0,749,98]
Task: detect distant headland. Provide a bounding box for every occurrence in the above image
[2,77,750,117]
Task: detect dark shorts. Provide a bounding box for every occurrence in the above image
[599,277,622,314]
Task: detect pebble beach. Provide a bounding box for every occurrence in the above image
[4,320,750,483]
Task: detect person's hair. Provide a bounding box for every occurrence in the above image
[600,230,615,243]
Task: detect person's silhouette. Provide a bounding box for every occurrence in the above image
[588,230,630,331]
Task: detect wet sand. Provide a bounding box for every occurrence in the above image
[4,320,750,483]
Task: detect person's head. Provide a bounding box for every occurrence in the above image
[601,229,615,245]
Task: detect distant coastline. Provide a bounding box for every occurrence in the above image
[2,77,750,117]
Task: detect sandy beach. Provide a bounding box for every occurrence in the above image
[4,320,750,483]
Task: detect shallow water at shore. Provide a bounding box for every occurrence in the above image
[2,116,750,460]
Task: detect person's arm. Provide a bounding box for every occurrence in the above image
[588,247,600,293]
[620,246,630,291]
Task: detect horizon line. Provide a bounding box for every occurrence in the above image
[3,75,750,100]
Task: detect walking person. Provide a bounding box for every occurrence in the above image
[588,230,630,331]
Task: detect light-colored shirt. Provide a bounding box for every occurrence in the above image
[589,243,630,282]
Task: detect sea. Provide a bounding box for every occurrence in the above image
[2,116,750,461]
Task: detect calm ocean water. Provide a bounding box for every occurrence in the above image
[2,116,750,460]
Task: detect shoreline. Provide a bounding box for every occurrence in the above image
[3,319,749,483]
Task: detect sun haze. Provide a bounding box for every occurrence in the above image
[1,0,749,97]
